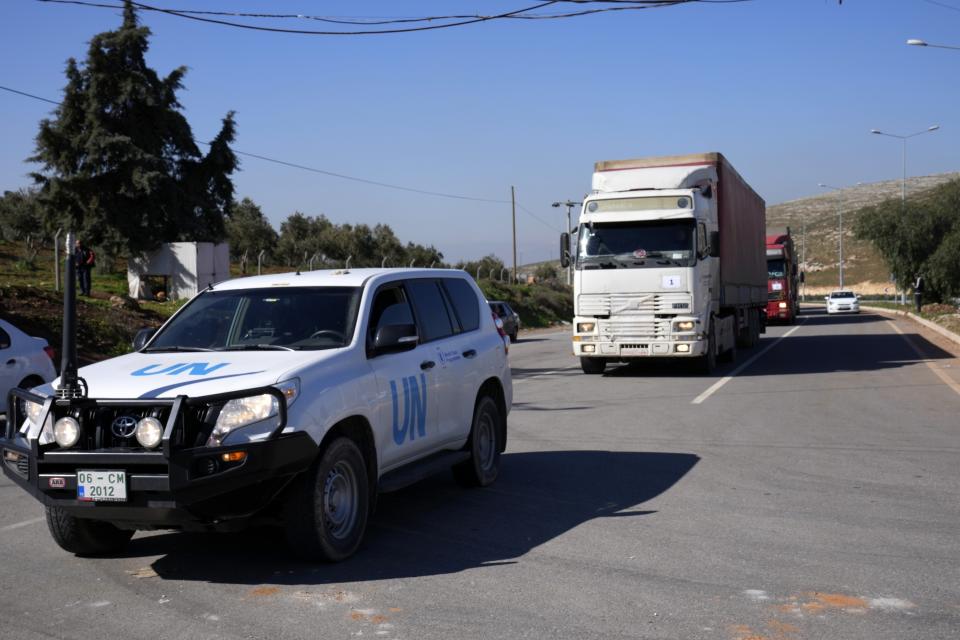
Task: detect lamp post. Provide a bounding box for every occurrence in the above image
[907,38,960,51]
[870,125,940,208]
[552,200,581,285]
[818,183,846,290]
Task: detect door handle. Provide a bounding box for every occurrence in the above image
[462,349,477,359]
[5,359,15,366]
[420,360,435,370]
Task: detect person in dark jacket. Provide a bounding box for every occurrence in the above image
[914,274,924,314]
[74,239,94,296]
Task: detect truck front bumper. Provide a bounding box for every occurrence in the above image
[572,338,706,358]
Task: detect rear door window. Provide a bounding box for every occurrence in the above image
[442,278,480,333]
[406,279,455,343]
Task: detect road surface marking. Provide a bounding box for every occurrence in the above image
[692,322,805,404]
[0,516,44,532]
[888,321,960,398]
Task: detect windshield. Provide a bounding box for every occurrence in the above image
[577,221,696,269]
[767,259,786,278]
[147,286,361,352]
[830,291,855,299]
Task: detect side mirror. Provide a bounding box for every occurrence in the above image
[132,327,156,351]
[559,232,571,268]
[373,324,418,355]
[709,231,720,258]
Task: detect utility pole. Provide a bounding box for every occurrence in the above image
[511,186,517,284]
[800,219,806,302]
[54,228,63,292]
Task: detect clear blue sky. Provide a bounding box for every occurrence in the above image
[1,0,957,264]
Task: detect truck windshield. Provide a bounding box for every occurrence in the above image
[146,287,361,352]
[767,259,786,278]
[577,221,696,268]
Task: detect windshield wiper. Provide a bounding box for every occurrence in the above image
[219,344,296,351]
[143,346,215,353]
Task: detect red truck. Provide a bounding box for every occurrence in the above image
[766,230,799,323]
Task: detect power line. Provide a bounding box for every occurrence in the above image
[34,0,742,35]
[1,83,561,234]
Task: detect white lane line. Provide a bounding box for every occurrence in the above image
[691,322,805,405]
[0,516,44,532]
[888,320,960,398]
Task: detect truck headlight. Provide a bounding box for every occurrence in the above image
[136,417,163,449]
[674,320,695,332]
[778,302,788,309]
[53,417,80,449]
[206,380,297,447]
[22,396,54,442]
[577,322,596,333]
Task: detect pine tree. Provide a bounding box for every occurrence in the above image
[29,0,237,257]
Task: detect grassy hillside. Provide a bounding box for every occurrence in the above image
[767,172,960,294]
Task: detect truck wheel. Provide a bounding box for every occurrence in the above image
[580,357,606,375]
[284,437,369,562]
[453,396,502,488]
[697,323,717,374]
[45,506,133,556]
[509,331,518,343]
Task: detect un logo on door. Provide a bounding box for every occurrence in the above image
[391,374,427,445]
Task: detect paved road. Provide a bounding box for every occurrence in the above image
[2,308,959,640]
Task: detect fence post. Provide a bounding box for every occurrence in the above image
[257,250,265,275]
[54,228,63,292]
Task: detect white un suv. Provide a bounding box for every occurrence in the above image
[2,269,511,562]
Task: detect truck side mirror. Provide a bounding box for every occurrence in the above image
[560,232,571,268]
[373,324,418,355]
[709,231,720,258]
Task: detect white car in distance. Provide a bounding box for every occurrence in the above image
[825,290,860,314]
[0,318,57,410]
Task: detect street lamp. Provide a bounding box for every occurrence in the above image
[870,125,940,207]
[907,38,960,50]
[552,200,581,285]
[818,183,846,290]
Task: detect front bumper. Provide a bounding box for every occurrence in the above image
[2,388,316,530]
[572,337,706,358]
[827,305,859,314]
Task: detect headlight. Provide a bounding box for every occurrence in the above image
[778,302,788,309]
[674,320,695,332]
[22,397,54,442]
[53,417,80,449]
[577,322,596,333]
[136,417,163,449]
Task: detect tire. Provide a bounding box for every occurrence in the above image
[284,437,369,562]
[696,321,717,374]
[719,334,737,363]
[509,332,518,343]
[453,396,502,488]
[580,357,606,375]
[45,506,133,556]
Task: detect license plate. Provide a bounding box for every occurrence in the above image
[621,345,650,356]
[77,470,127,502]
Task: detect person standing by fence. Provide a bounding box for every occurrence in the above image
[74,239,94,296]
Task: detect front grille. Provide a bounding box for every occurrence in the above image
[578,292,691,316]
[768,291,785,301]
[598,318,672,340]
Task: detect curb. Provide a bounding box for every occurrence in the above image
[860,305,960,348]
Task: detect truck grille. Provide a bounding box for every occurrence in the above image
[598,318,672,340]
[578,292,691,316]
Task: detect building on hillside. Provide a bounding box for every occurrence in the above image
[127,242,230,301]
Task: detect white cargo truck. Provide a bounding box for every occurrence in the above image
[560,152,767,374]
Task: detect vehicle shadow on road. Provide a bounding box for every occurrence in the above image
[131,450,698,585]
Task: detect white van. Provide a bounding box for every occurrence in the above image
[2,269,511,561]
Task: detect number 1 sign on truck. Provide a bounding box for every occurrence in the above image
[560,152,767,374]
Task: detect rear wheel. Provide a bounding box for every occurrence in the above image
[580,357,606,375]
[284,437,369,562]
[45,507,133,556]
[453,396,502,488]
[509,331,518,343]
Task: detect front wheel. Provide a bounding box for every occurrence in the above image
[453,396,502,488]
[696,322,717,374]
[580,357,607,375]
[284,437,369,562]
[45,507,134,556]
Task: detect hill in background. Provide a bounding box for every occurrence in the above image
[767,172,960,294]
